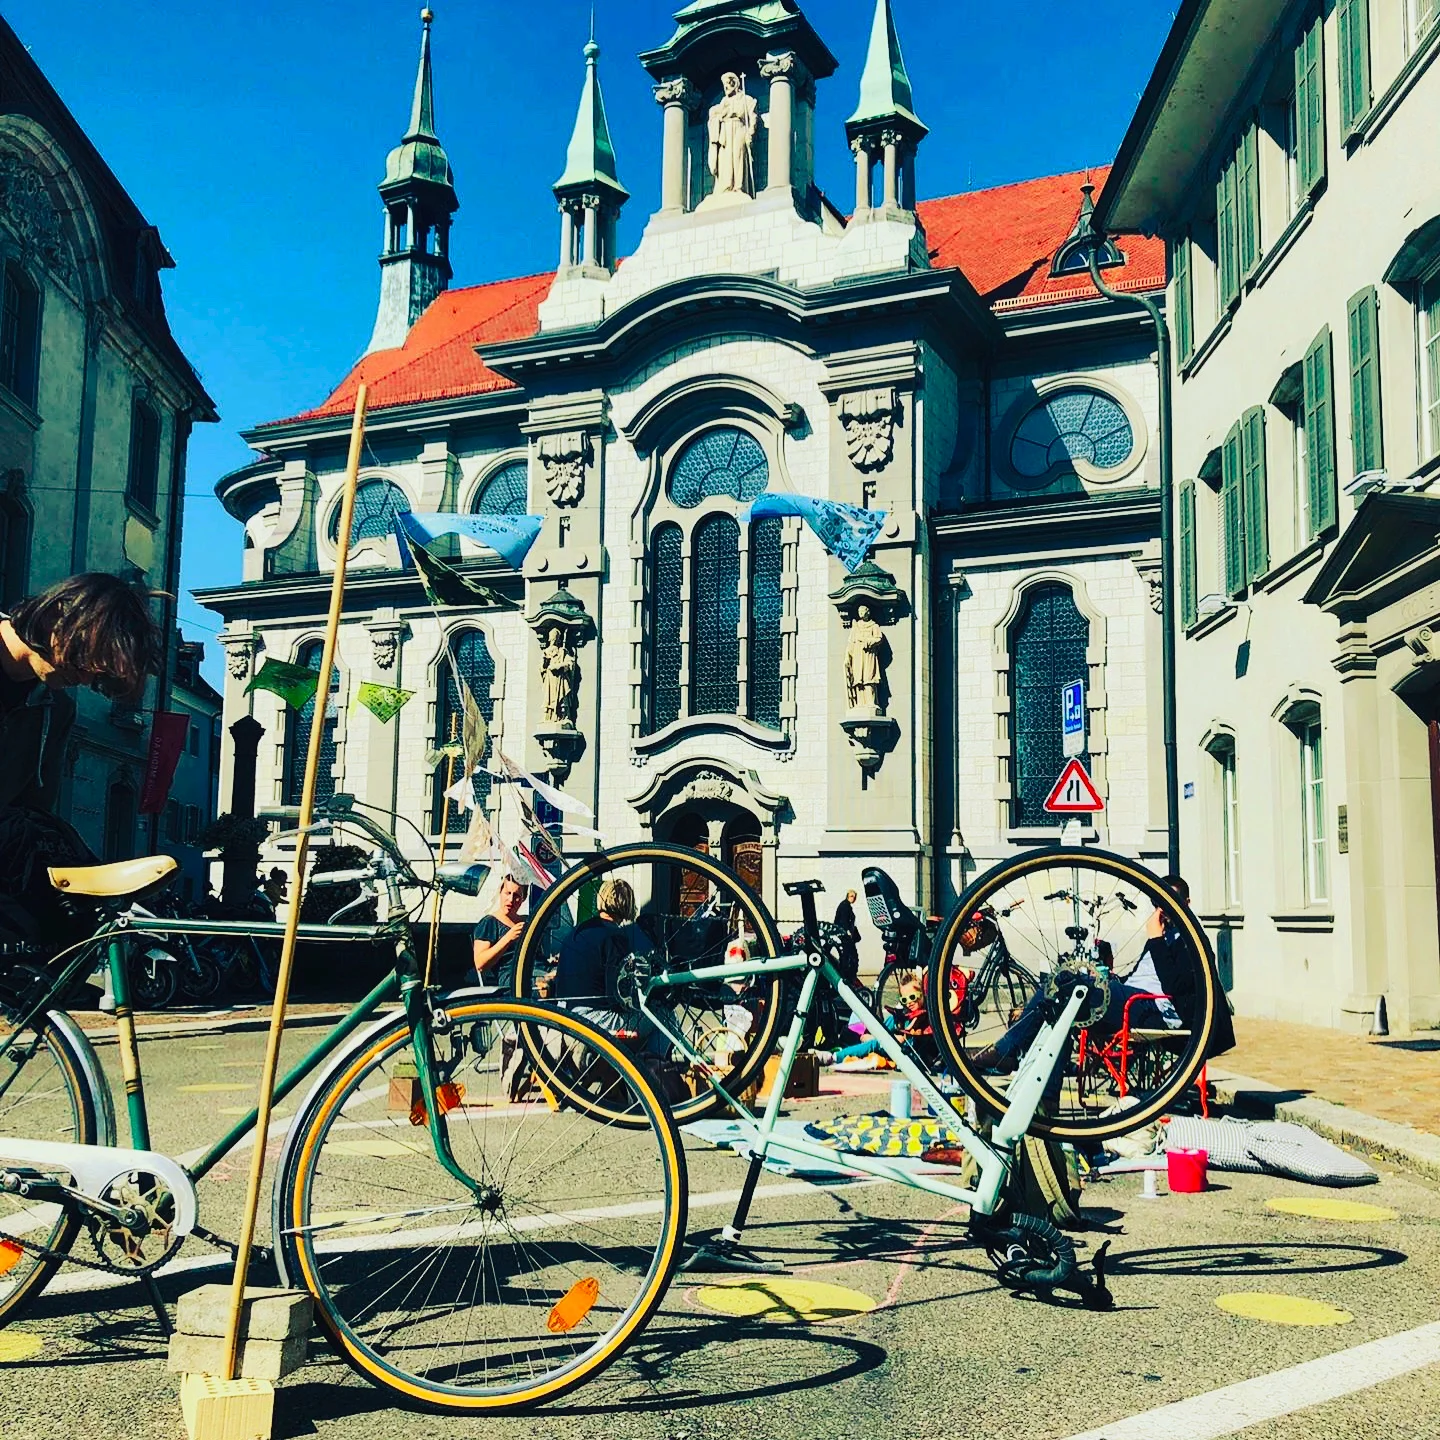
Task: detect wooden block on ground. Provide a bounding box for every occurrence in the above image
[180,1373,274,1440]
[759,1052,820,1100]
[168,1331,308,1382]
[175,1286,313,1341]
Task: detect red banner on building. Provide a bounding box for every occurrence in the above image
[139,711,190,815]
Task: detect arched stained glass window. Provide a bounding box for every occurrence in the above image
[284,641,340,807]
[1010,584,1089,826]
[330,478,410,545]
[472,461,527,515]
[1010,389,1135,479]
[668,427,768,509]
[749,515,783,729]
[691,514,740,715]
[649,524,683,731]
[433,629,496,833]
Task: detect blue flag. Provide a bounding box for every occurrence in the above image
[395,510,543,571]
[740,493,886,574]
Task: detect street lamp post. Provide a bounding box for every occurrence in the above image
[1085,236,1180,876]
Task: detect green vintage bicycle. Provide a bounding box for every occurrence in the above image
[513,840,1218,1301]
[0,795,687,1413]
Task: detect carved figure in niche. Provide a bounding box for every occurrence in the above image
[540,626,578,727]
[844,604,889,715]
[708,73,758,197]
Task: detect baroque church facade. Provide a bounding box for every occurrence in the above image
[200,1,1168,948]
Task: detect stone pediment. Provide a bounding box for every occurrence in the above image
[1303,492,1440,620]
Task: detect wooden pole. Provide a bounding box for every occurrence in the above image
[424,713,459,987]
[220,384,369,1380]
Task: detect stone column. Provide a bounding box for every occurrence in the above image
[760,52,797,193]
[654,78,696,213]
[222,715,264,907]
[852,138,871,216]
[881,130,900,209]
[558,204,575,270]
[581,194,600,267]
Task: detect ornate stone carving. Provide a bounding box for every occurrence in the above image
[222,634,256,681]
[0,156,76,286]
[685,770,735,802]
[653,77,698,109]
[759,51,801,81]
[830,559,908,627]
[528,585,595,784]
[838,387,900,472]
[708,72,758,197]
[536,431,591,508]
[364,613,408,671]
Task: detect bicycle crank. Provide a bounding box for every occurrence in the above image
[85,1170,183,1272]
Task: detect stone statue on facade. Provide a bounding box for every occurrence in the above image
[844,604,889,715]
[708,72,758,197]
[540,626,578,728]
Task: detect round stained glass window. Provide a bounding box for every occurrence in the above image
[668,428,769,509]
[1010,389,1136,480]
[472,461,527,515]
[330,479,410,545]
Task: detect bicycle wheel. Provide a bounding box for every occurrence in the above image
[130,948,177,1009]
[275,999,686,1413]
[929,847,1216,1141]
[176,950,223,1005]
[510,843,786,1127]
[0,989,101,1325]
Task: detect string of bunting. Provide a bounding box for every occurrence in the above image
[244,657,319,710]
[353,681,414,723]
[740,492,887,574]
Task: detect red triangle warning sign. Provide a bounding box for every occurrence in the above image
[1043,758,1105,814]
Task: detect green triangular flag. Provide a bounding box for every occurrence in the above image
[410,538,522,611]
[246,657,319,710]
[356,681,414,724]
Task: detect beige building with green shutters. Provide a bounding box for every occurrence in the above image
[1097,0,1440,1033]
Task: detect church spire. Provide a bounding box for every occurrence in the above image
[846,0,928,218]
[367,8,459,354]
[552,39,627,276]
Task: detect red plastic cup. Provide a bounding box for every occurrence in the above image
[1167,1146,1208,1193]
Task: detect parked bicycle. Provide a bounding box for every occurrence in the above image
[0,794,686,1413]
[512,841,1218,1302]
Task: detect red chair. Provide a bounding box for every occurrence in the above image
[1077,992,1209,1117]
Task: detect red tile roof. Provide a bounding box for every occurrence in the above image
[918,165,1166,308]
[268,167,1164,428]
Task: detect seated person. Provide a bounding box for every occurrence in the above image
[974,875,1195,1091]
[815,972,928,1067]
[553,877,671,1057]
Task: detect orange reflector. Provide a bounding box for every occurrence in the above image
[0,1240,23,1276]
[409,1101,427,1127]
[437,1082,465,1115]
[547,1277,599,1334]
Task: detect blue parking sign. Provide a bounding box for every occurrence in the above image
[1062,679,1085,758]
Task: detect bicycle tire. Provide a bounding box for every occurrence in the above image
[958,949,1039,1035]
[176,951,223,1005]
[129,950,177,1010]
[0,1000,101,1326]
[929,847,1216,1142]
[510,842,786,1128]
[274,998,686,1413]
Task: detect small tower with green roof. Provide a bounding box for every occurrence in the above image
[553,37,629,277]
[846,0,927,221]
[367,8,459,353]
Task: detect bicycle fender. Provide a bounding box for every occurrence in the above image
[45,1008,118,1147]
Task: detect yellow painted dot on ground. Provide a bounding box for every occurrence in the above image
[0,1331,44,1362]
[1266,1197,1398,1223]
[325,1139,423,1159]
[693,1276,878,1324]
[177,1083,253,1094]
[1215,1292,1354,1326]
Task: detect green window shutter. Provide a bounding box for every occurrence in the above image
[1241,406,1270,581]
[1294,12,1327,197]
[1222,421,1246,597]
[1173,234,1193,361]
[1216,156,1239,309]
[1304,326,1338,536]
[1179,480,1198,629]
[1237,124,1261,277]
[1337,0,1371,133]
[1346,285,1383,476]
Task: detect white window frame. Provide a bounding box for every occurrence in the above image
[1420,263,1440,461]
[1407,0,1440,52]
[1219,741,1242,908]
[1296,710,1328,905]
[1283,90,1302,220]
[1293,404,1311,547]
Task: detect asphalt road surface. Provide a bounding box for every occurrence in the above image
[6,1025,1440,1440]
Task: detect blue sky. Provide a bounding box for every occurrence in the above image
[5,1,1172,680]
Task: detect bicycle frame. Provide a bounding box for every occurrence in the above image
[638,948,1087,1218]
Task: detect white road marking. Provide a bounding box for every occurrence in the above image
[1061,1320,1440,1440]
